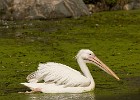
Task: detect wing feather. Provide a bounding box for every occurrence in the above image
[27,62,91,87]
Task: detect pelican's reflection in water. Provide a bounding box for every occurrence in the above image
[28,93,95,100]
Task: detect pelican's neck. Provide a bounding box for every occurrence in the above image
[77,57,94,83]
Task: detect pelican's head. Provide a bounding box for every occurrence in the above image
[76,49,120,80]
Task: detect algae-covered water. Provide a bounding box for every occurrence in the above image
[0,10,140,100]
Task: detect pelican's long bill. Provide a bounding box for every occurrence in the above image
[88,55,120,80]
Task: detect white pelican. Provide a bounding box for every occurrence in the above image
[21,49,120,93]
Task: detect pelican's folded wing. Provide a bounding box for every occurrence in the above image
[27,62,91,87]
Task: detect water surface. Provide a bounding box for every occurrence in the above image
[0,92,140,100]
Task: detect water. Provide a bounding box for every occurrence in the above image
[0,92,140,100]
[0,19,140,100]
[28,93,95,100]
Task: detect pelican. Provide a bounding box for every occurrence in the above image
[21,49,120,93]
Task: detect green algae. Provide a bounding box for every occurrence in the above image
[0,10,140,99]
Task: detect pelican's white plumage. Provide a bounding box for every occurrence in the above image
[21,49,120,93]
[27,62,91,87]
